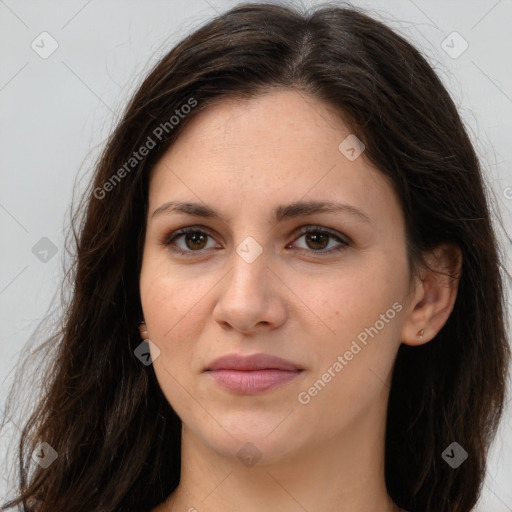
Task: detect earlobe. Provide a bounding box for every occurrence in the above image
[400,243,462,347]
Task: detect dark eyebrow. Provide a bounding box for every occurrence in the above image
[151,200,371,224]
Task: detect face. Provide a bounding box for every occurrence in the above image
[139,89,413,464]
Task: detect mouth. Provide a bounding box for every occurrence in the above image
[205,353,304,394]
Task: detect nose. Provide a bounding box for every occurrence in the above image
[212,247,287,334]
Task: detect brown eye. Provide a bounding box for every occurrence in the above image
[290,227,350,254]
[304,232,330,251]
[183,232,208,250]
[160,227,220,255]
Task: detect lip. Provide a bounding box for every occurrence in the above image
[206,353,302,372]
[205,353,303,394]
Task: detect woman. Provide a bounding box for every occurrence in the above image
[1,2,509,512]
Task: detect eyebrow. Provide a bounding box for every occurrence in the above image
[151,199,371,224]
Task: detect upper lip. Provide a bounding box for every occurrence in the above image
[206,353,302,371]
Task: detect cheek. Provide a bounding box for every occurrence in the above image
[306,253,406,384]
[139,257,197,364]
[316,260,405,338]
[296,279,404,435]
[140,251,205,333]
[139,261,208,414]
[139,254,228,388]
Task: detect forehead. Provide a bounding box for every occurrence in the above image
[148,90,402,231]
[164,90,351,163]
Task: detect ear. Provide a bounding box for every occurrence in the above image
[401,243,462,346]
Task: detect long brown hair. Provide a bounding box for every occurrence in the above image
[1,3,510,511]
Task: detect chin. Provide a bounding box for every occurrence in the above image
[192,418,302,466]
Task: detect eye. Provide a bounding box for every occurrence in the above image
[159,225,350,256]
[288,226,350,254]
[159,227,220,255]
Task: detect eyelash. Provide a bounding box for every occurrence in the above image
[158,225,351,257]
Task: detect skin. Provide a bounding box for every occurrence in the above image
[140,89,461,512]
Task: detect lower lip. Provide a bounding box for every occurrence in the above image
[207,369,302,394]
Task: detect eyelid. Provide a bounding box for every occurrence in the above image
[159,224,351,256]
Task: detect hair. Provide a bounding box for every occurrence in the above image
[1,2,510,512]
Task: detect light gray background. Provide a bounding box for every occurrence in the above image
[1,0,511,509]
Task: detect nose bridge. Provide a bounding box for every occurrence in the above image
[228,234,268,298]
[213,235,285,332]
